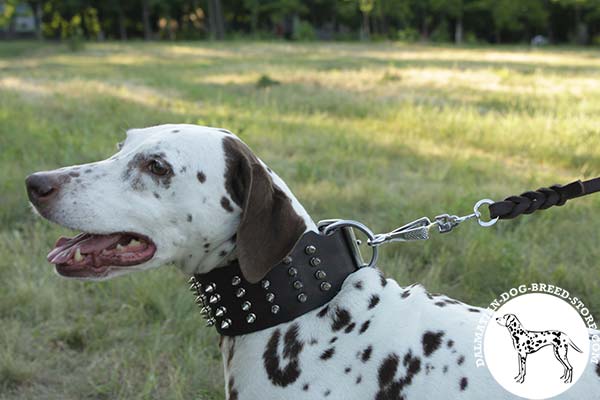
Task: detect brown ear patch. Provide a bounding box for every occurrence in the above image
[222,136,306,283]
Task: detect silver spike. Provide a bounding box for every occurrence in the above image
[231,276,241,286]
[188,276,197,284]
[315,270,327,280]
[310,257,321,267]
[209,294,221,304]
[282,256,292,265]
[288,267,298,276]
[215,306,227,317]
[204,283,216,293]
[241,301,251,311]
[271,305,280,314]
[221,319,232,329]
[206,318,215,327]
[246,313,256,324]
[320,282,332,291]
[195,295,206,304]
[266,292,275,302]
[297,293,307,303]
[261,280,270,289]
[236,288,246,298]
[200,306,210,314]
[305,245,316,255]
[190,283,201,292]
[293,280,303,290]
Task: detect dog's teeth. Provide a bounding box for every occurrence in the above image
[74,248,83,262]
[116,244,124,252]
[129,239,141,247]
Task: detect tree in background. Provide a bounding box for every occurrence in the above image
[2,0,600,44]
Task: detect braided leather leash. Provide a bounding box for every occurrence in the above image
[488,177,600,220]
[323,177,600,267]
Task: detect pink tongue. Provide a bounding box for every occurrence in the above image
[47,233,123,264]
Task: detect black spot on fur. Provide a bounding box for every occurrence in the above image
[69,171,80,177]
[172,129,180,133]
[317,305,329,318]
[460,377,468,391]
[435,301,446,307]
[447,340,454,348]
[84,168,92,173]
[228,376,238,400]
[368,295,380,310]
[331,308,351,332]
[263,324,303,387]
[379,272,388,287]
[401,290,411,298]
[361,345,372,362]
[467,308,481,313]
[204,243,210,249]
[344,323,356,334]
[329,337,338,344]
[324,389,331,397]
[320,347,335,360]
[302,383,309,391]
[443,365,448,373]
[187,214,193,222]
[153,192,160,199]
[596,363,600,377]
[457,355,464,365]
[356,375,362,384]
[344,367,351,374]
[221,196,234,212]
[219,250,227,257]
[354,281,364,290]
[422,331,445,357]
[197,171,206,183]
[359,320,371,334]
[375,351,422,400]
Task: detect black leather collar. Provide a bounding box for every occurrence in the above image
[189,228,361,336]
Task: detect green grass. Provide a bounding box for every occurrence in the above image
[1,41,600,399]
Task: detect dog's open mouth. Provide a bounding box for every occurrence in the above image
[47,232,156,277]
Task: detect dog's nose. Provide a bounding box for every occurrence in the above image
[26,172,61,205]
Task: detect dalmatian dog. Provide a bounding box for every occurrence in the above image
[26,124,600,399]
[496,313,583,384]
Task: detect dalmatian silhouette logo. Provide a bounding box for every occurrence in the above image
[496,313,583,384]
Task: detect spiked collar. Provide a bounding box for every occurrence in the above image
[188,227,362,336]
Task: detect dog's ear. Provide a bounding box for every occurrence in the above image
[223,136,306,283]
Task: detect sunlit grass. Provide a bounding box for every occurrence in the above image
[1,41,599,399]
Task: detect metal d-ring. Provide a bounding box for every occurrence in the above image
[473,198,499,227]
[322,220,379,268]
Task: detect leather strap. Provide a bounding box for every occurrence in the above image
[489,177,600,220]
[189,229,360,336]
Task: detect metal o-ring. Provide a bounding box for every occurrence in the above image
[322,220,379,268]
[473,199,499,227]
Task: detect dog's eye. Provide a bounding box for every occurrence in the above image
[148,159,169,176]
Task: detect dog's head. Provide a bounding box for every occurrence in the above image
[496,313,519,328]
[26,124,308,282]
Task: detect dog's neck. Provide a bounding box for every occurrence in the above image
[180,169,317,276]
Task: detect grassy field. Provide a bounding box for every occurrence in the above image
[1,41,600,399]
